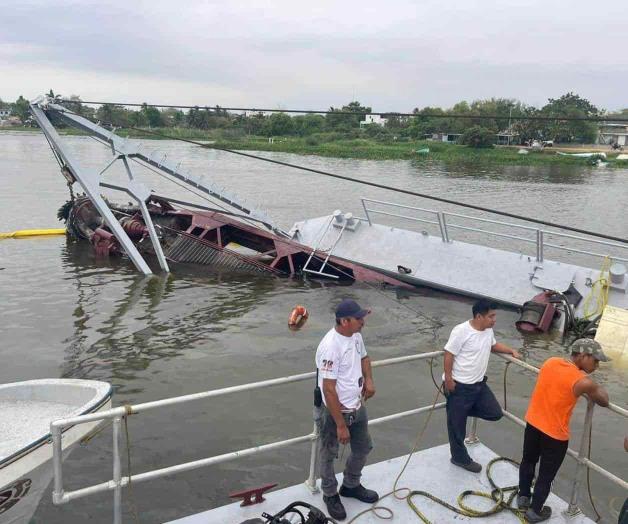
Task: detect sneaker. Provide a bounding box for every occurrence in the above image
[323,494,347,520]
[339,484,379,503]
[450,458,482,473]
[525,506,552,523]
[517,494,531,510]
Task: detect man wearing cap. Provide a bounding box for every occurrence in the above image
[315,299,378,521]
[517,338,611,523]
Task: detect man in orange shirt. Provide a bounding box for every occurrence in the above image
[517,339,610,523]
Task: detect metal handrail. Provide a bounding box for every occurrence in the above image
[360,197,628,263]
[50,351,627,523]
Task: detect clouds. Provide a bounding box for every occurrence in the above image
[2,0,627,110]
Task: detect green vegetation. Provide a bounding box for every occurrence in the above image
[206,135,607,165]
[2,91,626,167]
[460,126,495,148]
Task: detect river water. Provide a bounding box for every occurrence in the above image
[1,132,626,523]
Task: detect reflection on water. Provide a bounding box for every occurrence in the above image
[0,133,626,523]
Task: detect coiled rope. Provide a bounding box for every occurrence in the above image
[344,358,527,523]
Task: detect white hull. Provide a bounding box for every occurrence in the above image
[0,380,112,523]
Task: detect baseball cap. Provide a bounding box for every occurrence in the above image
[570,338,611,362]
[335,299,370,319]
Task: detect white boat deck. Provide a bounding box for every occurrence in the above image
[0,379,113,463]
[167,443,595,524]
[291,214,628,316]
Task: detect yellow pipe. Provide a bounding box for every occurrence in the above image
[0,228,66,239]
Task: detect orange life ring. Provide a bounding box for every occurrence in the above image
[288,305,309,330]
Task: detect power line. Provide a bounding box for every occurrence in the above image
[63,100,628,123]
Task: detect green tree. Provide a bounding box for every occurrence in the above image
[512,106,543,142]
[460,126,495,148]
[540,92,599,143]
[140,103,163,127]
[11,95,30,124]
[293,114,325,136]
[262,112,295,136]
[408,106,447,138]
[326,101,371,131]
[96,104,129,127]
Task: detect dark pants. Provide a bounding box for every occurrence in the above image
[317,405,373,497]
[518,423,569,514]
[619,497,628,524]
[445,377,503,465]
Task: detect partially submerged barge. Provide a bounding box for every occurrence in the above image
[29,96,628,334]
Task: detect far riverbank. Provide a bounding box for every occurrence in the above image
[3,127,626,167]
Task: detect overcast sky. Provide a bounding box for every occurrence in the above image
[2,0,626,112]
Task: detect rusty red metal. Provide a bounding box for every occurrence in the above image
[120,216,148,239]
[229,483,278,507]
[69,196,412,287]
[91,228,120,257]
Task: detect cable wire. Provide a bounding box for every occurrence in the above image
[51,106,628,246]
[90,124,628,247]
[66,99,628,123]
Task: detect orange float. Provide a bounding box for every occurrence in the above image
[288,305,309,330]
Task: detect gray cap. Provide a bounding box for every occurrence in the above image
[571,338,611,362]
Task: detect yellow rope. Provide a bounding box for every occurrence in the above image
[583,256,611,319]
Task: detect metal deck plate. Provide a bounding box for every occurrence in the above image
[166,443,594,523]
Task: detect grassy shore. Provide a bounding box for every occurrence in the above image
[209,136,626,166]
[3,126,626,166]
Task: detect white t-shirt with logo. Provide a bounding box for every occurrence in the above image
[316,328,367,409]
[444,320,496,384]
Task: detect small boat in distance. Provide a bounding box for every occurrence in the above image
[0,379,112,524]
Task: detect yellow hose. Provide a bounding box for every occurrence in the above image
[0,228,66,239]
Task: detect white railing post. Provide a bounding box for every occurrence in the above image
[304,408,321,493]
[536,230,544,262]
[112,416,123,524]
[437,212,450,242]
[361,199,372,226]
[51,423,65,505]
[564,399,595,518]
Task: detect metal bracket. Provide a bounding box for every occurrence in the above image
[229,483,277,507]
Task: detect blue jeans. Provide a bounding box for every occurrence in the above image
[445,377,502,464]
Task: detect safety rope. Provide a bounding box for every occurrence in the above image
[583,256,611,319]
[342,358,525,524]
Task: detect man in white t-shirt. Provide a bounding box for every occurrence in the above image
[315,299,378,521]
[444,299,521,473]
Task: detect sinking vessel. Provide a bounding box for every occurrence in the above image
[0,379,112,524]
[29,95,628,338]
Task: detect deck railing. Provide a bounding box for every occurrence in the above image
[360,197,628,264]
[50,351,627,523]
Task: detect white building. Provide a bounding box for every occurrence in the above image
[360,114,388,127]
[598,123,628,147]
[0,108,11,119]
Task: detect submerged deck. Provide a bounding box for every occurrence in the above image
[167,443,595,524]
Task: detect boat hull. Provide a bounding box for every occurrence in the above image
[0,381,112,524]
